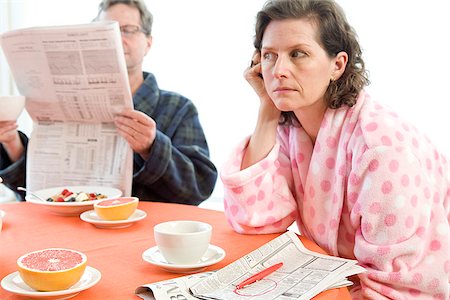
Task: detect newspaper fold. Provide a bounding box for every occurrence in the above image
[136,231,365,300]
[0,21,133,195]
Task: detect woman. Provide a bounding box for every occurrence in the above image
[220,0,449,299]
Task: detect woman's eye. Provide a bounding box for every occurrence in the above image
[263,52,275,61]
[292,50,306,58]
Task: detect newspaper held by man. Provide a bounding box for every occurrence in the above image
[135,231,366,300]
[0,21,133,195]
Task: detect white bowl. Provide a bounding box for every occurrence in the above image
[0,95,25,121]
[25,185,123,216]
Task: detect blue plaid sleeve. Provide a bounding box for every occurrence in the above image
[0,131,28,200]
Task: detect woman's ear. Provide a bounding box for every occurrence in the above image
[331,51,348,81]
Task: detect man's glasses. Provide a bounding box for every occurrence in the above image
[119,25,148,37]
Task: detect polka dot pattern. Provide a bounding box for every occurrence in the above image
[320,180,331,192]
[409,289,421,297]
[381,181,393,194]
[384,214,397,226]
[389,273,401,282]
[389,160,399,172]
[221,93,449,299]
[246,195,256,206]
[368,159,379,172]
[365,122,378,131]
[381,136,392,146]
[395,131,404,141]
[429,240,441,251]
[412,273,423,284]
[326,157,335,169]
[327,136,337,148]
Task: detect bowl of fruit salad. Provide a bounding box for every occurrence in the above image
[25,186,122,216]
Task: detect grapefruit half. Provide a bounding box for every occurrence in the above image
[94,196,139,221]
[17,248,87,291]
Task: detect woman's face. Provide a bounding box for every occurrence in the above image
[260,19,339,114]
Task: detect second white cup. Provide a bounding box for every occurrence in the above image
[154,220,212,265]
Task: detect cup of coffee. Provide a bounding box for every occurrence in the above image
[0,95,25,121]
[154,220,212,265]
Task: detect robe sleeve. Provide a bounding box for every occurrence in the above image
[220,137,298,234]
[348,146,449,299]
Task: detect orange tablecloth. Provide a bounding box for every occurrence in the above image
[0,202,351,299]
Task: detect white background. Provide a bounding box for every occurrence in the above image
[1,0,449,201]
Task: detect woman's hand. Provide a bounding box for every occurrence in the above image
[245,51,270,101]
[241,51,281,170]
[0,121,25,162]
[244,51,280,117]
[245,51,277,108]
[114,109,156,160]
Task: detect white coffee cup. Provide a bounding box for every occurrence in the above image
[154,220,212,265]
[0,95,26,121]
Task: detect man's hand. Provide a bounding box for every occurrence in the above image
[114,109,156,160]
[0,121,24,162]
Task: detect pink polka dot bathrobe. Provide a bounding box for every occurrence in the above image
[221,92,449,299]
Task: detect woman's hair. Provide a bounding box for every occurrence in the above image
[254,0,369,125]
[94,0,153,36]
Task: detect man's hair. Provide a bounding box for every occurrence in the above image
[94,0,153,36]
[254,0,370,125]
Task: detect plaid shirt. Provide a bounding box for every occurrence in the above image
[0,72,217,204]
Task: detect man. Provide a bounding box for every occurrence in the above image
[0,0,217,205]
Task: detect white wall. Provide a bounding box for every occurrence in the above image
[1,0,449,200]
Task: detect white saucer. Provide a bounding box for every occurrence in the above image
[1,266,101,300]
[0,209,5,218]
[142,244,226,273]
[80,209,147,228]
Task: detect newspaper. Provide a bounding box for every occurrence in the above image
[136,272,215,300]
[136,231,366,300]
[0,21,133,195]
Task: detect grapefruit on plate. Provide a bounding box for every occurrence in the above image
[94,196,139,221]
[17,248,87,291]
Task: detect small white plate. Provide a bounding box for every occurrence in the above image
[25,185,122,216]
[1,266,101,300]
[142,244,226,273]
[80,209,147,229]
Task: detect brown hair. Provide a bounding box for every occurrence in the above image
[254,0,369,125]
[94,0,153,36]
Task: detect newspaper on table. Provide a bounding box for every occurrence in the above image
[136,272,215,300]
[0,21,133,195]
[135,231,366,300]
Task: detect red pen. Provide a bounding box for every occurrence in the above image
[236,262,284,289]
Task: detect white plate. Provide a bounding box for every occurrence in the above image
[80,209,147,228]
[25,186,122,216]
[1,266,101,300]
[142,244,226,273]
